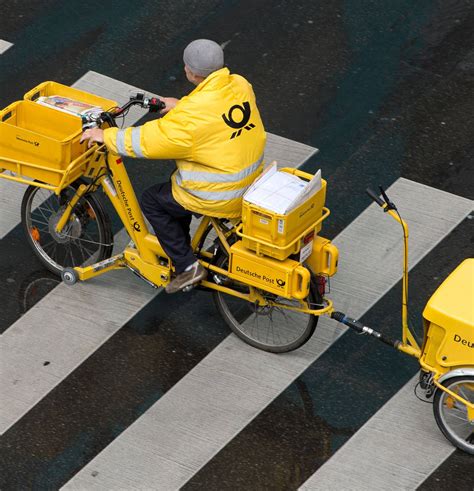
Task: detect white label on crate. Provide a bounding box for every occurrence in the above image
[260,218,269,225]
[299,240,313,263]
[278,219,285,234]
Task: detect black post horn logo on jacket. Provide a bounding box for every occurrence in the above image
[222,102,255,139]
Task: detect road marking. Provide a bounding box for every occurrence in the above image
[63,180,473,490]
[0,180,28,239]
[0,71,318,434]
[299,375,455,490]
[0,40,13,54]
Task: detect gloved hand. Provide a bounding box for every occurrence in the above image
[158,97,179,115]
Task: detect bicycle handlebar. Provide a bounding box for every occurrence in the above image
[366,186,398,212]
[81,93,165,129]
[366,187,385,207]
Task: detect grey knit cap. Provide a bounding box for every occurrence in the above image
[183,39,224,77]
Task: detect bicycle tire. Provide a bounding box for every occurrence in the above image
[433,375,474,455]
[21,181,113,277]
[213,254,320,353]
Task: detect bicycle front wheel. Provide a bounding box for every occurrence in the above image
[21,183,113,277]
[213,256,320,353]
[433,375,474,455]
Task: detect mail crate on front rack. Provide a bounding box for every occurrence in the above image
[24,81,117,111]
[0,100,86,185]
[238,168,328,260]
[0,81,118,190]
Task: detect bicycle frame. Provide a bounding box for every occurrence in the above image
[55,146,334,317]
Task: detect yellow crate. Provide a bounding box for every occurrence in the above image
[0,81,118,191]
[0,100,90,186]
[0,148,95,191]
[238,168,328,260]
[0,100,84,163]
[24,80,117,112]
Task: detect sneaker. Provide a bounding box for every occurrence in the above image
[165,262,207,294]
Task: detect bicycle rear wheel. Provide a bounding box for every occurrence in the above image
[433,375,474,455]
[213,255,321,353]
[21,182,113,277]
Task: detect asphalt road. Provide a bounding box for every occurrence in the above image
[1,0,473,489]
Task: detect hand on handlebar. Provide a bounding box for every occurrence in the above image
[80,128,104,148]
[159,97,179,115]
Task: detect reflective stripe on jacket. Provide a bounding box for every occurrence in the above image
[103,67,266,218]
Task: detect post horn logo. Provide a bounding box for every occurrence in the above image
[222,102,256,139]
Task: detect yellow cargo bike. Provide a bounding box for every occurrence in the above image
[0,82,472,454]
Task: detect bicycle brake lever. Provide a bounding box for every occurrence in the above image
[379,185,397,212]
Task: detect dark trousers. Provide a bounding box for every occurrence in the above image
[140,182,196,274]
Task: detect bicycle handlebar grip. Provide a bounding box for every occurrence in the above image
[148,97,165,113]
[366,187,385,207]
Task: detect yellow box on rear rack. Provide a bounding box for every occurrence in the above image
[230,241,310,300]
[237,167,329,260]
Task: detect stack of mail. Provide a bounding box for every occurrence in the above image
[244,162,322,215]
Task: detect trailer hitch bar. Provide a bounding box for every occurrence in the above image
[331,311,401,349]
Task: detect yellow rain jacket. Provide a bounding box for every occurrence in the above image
[103,68,266,218]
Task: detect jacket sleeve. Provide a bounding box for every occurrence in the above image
[103,101,195,160]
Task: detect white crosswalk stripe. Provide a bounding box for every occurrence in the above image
[63,180,472,489]
[0,39,13,54]
[1,73,473,490]
[0,180,27,239]
[300,375,454,491]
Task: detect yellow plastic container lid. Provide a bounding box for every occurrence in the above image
[423,258,474,331]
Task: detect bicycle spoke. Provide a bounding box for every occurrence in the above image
[36,205,55,215]
[35,206,50,223]
[31,219,50,228]
[75,239,87,265]
[82,231,101,244]
[24,184,110,274]
[458,386,472,401]
[37,189,50,206]
[41,239,57,250]
[444,409,468,422]
[77,242,96,257]
[40,195,57,213]
[445,417,468,427]
[67,244,75,266]
[51,242,58,258]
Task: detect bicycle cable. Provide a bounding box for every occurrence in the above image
[55,233,114,247]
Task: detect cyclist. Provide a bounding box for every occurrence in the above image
[81,39,266,293]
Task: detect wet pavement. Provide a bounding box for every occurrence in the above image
[1,0,473,489]
[184,217,473,490]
